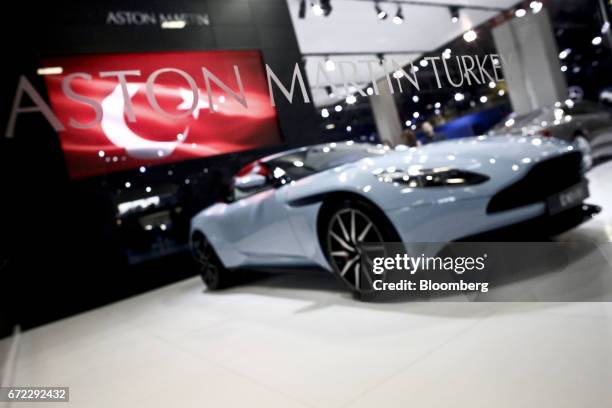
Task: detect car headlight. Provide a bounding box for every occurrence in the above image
[573,136,592,171]
[374,167,489,187]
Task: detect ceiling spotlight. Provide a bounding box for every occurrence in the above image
[592,36,603,46]
[419,59,428,67]
[346,94,357,104]
[463,30,477,43]
[366,87,374,95]
[412,95,419,103]
[320,0,332,17]
[321,108,330,118]
[449,6,460,23]
[375,2,387,20]
[561,65,567,72]
[434,102,441,108]
[529,1,543,13]
[498,89,506,96]
[334,104,343,112]
[405,120,412,126]
[324,57,336,71]
[480,95,488,103]
[454,92,465,102]
[392,5,404,24]
[515,8,527,18]
[488,81,496,89]
[312,2,324,16]
[602,22,610,34]
[559,48,571,59]
[413,112,420,118]
[393,69,404,79]
[298,0,306,18]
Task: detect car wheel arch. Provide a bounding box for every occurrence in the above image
[315,191,401,255]
[191,230,225,266]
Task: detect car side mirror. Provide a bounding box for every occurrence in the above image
[234,174,267,190]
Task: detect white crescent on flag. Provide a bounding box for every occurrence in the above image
[100,83,186,159]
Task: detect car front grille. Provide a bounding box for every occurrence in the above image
[487,151,583,214]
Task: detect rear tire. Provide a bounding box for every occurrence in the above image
[192,233,232,290]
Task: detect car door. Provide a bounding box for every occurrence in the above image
[223,178,305,266]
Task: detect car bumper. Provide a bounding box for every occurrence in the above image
[385,196,547,243]
[456,203,601,240]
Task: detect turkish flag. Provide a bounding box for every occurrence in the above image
[43,50,282,179]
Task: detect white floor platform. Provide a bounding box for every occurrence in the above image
[3,161,612,408]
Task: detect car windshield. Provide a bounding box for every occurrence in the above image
[264,142,387,181]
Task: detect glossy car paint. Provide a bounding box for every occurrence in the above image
[190,136,581,271]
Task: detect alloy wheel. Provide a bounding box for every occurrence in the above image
[326,208,386,292]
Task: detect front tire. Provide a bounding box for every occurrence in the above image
[192,233,232,290]
[322,199,400,295]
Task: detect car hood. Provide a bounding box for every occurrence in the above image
[283,135,578,211]
[367,135,574,172]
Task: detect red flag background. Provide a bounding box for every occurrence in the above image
[43,50,282,179]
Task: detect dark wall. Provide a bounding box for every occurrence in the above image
[13,0,322,146]
[0,0,322,334]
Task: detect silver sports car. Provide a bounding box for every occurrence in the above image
[190,136,595,293]
[488,100,612,167]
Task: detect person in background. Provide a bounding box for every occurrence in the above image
[421,121,446,144]
[400,128,418,147]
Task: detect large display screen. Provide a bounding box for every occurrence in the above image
[43,50,282,179]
